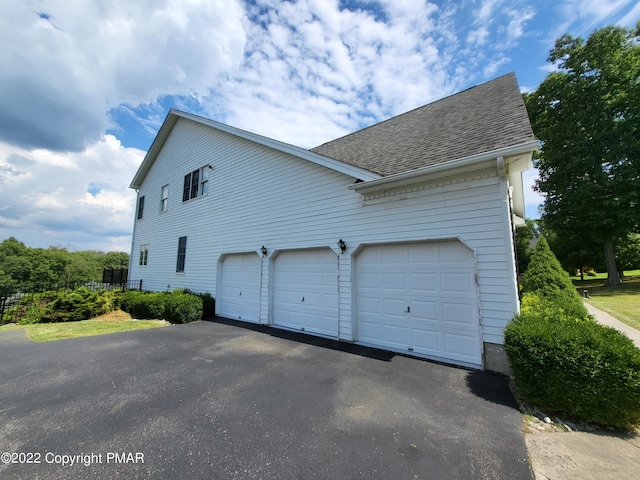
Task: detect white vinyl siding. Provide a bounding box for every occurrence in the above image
[129,118,520,358]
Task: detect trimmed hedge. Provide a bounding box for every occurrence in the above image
[117,290,204,324]
[505,299,640,428]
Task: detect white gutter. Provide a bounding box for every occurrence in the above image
[349,140,540,192]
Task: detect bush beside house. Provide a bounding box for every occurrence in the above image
[505,237,640,428]
[117,290,206,324]
[4,288,209,325]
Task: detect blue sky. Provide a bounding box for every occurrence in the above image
[0,0,638,252]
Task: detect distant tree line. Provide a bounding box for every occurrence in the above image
[0,237,129,291]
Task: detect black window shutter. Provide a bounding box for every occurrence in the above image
[176,236,187,272]
[137,196,145,219]
[190,169,199,199]
[183,174,191,201]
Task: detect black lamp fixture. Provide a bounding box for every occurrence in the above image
[260,245,267,256]
[337,239,347,254]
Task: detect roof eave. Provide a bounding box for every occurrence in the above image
[349,140,540,193]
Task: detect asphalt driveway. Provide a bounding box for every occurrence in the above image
[0,319,533,479]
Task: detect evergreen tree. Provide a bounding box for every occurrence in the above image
[521,237,587,317]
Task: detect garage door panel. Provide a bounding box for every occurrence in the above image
[381,246,405,263]
[382,272,405,289]
[444,333,481,358]
[442,302,478,327]
[273,248,338,338]
[411,300,438,321]
[440,273,475,293]
[356,241,482,368]
[383,298,406,315]
[409,273,437,292]
[412,329,441,352]
[409,246,436,263]
[382,324,410,346]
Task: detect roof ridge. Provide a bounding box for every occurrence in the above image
[311,72,517,151]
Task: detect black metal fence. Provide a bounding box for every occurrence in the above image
[103,268,128,285]
[0,279,142,325]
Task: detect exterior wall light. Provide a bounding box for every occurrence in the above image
[338,239,347,254]
[261,246,267,256]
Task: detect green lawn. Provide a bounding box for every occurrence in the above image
[0,318,167,342]
[572,272,640,331]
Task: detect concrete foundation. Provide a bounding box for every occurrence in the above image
[483,342,512,376]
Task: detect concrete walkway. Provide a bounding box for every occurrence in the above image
[584,301,640,348]
[525,301,640,480]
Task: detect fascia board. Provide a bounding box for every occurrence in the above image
[350,140,540,194]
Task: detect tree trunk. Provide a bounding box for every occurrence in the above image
[603,237,622,287]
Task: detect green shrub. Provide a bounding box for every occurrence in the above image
[521,237,588,318]
[183,289,215,319]
[117,290,142,313]
[505,308,640,428]
[165,292,203,324]
[17,303,45,325]
[118,289,204,323]
[40,288,110,323]
[519,293,592,322]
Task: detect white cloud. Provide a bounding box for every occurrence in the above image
[0,0,246,151]
[204,0,456,147]
[0,136,144,251]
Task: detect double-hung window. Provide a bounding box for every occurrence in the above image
[161,185,169,212]
[182,166,209,201]
[139,244,149,266]
[176,236,187,272]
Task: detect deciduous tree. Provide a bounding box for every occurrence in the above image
[525,24,640,286]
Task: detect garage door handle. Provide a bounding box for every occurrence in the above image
[405,306,410,313]
[302,297,305,302]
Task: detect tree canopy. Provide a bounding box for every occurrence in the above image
[524,23,640,286]
[0,237,130,291]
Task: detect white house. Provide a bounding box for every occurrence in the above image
[128,72,538,373]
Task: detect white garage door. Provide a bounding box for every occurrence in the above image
[219,253,261,323]
[355,241,482,367]
[273,248,339,338]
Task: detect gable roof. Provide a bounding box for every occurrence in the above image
[131,73,538,190]
[311,72,537,176]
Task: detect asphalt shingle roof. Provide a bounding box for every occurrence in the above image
[311,72,536,177]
